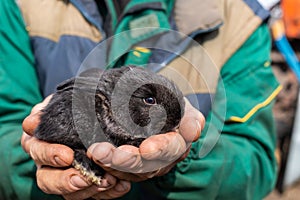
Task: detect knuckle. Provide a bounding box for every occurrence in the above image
[36,170,53,194]
[29,142,59,167]
[20,133,31,153]
[36,168,79,195]
[45,145,60,165]
[29,143,39,162]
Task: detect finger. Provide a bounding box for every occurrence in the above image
[22,95,53,135]
[140,147,192,178]
[37,167,91,195]
[91,180,131,199]
[179,98,205,142]
[139,132,186,161]
[63,185,100,200]
[97,133,186,176]
[38,168,118,199]
[135,145,192,178]
[21,132,33,153]
[87,142,116,167]
[88,143,151,178]
[22,112,41,136]
[111,145,142,170]
[63,173,117,200]
[23,135,74,167]
[88,143,142,173]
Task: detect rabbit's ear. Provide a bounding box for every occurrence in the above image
[56,77,76,92]
[56,68,104,93]
[78,68,104,78]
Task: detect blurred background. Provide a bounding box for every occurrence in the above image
[264,0,300,199]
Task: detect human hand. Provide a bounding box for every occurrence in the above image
[22,96,204,197]
[22,96,131,199]
[86,98,205,181]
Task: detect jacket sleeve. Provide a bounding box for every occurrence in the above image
[209,23,280,199]
[120,24,279,200]
[0,0,60,199]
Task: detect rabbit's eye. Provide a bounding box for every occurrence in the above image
[143,97,156,105]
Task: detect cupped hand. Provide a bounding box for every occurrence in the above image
[22,96,130,199]
[86,98,205,181]
[22,96,204,197]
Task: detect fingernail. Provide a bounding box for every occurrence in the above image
[115,182,128,192]
[70,175,89,188]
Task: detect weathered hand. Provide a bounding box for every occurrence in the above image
[87,98,205,181]
[22,96,204,198]
[22,96,131,199]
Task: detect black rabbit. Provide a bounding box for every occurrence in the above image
[34,66,185,185]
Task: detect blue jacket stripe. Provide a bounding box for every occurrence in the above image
[243,0,270,20]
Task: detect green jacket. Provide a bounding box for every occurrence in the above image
[0,0,280,199]
[0,0,55,199]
